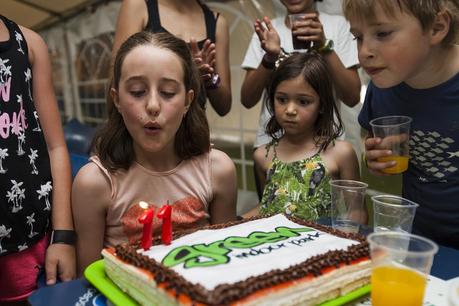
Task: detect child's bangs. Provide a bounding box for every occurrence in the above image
[343,0,402,23]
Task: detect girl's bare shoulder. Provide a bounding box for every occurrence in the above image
[254,144,273,163]
[73,161,111,196]
[325,139,354,152]
[209,148,236,174]
[322,140,357,161]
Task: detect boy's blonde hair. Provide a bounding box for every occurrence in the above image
[342,0,459,45]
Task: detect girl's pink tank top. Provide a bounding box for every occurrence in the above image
[90,152,213,247]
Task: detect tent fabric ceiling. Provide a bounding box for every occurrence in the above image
[2,0,236,32]
[2,0,111,31]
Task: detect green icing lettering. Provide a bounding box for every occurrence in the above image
[162,241,230,268]
[162,226,315,268]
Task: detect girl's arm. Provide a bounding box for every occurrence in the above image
[23,26,75,285]
[205,14,232,116]
[334,141,368,224]
[323,55,361,107]
[335,141,360,181]
[111,0,148,61]
[241,17,281,108]
[208,149,237,224]
[72,163,111,276]
[243,146,269,218]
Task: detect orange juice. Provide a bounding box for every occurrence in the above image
[378,155,409,174]
[371,266,426,306]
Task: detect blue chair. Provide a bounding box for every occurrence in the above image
[63,119,96,177]
[69,153,90,178]
[63,119,96,155]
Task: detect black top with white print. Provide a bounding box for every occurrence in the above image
[0,15,52,256]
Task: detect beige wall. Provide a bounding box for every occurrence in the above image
[205,1,278,144]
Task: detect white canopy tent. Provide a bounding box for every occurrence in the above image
[2,0,343,31]
[2,0,108,31]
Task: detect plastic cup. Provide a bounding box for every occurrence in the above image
[330,180,368,234]
[288,13,311,51]
[369,115,412,174]
[449,278,459,306]
[367,231,438,306]
[372,195,419,233]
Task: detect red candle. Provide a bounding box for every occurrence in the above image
[138,201,154,251]
[157,203,172,245]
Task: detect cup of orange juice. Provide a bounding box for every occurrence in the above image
[367,231,438,306]
[370,115,412,174]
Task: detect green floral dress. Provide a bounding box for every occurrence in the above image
[260,143,332,221]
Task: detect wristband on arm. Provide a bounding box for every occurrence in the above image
[261,55,276,70]
[261,48,289,70]
[50,230,76,245]
[205,73,221,90]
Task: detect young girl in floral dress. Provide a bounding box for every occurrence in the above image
[245,52,363,221]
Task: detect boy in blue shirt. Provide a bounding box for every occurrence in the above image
[343,0,459,249]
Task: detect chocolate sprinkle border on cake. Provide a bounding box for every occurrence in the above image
[114,214,369,305]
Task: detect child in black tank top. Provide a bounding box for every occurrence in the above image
[0,15,75,302]
[112,0,232,116]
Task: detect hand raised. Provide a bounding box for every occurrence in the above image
[254,16,281,59]
[190,38,216,82]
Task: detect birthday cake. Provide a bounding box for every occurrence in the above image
[102,214,371,305]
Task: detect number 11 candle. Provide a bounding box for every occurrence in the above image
[138,201,154,251]
[157,203,172,245]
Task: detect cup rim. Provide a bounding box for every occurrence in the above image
[288,13,307,18]
[369,115,412,128]
[371,194,419,208]
[329,179,368,190]
[367,231,439,256]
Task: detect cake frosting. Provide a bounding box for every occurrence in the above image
[102,214,371,305]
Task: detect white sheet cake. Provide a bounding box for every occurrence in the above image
[102,214,371,305]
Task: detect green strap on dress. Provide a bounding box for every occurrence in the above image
[260,143,332,221]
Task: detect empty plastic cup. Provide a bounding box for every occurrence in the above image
[330,180,368,233]
[372,195,419,233]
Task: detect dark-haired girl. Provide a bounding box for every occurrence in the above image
[245,52,363,222]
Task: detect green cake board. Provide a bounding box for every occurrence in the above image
[85,260,137,306]
[319,284,371,306]
[85,259,371,306]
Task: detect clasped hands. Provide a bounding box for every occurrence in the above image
[190,38,217,85]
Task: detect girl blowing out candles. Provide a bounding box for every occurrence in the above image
[72,32,237,275]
